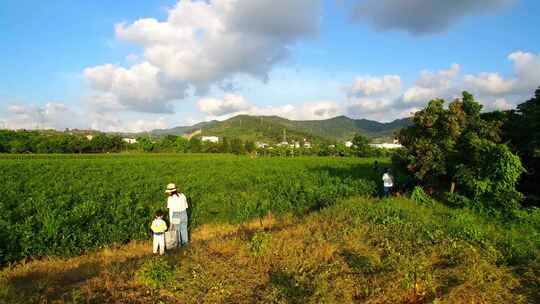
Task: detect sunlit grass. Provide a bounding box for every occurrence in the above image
[1,196,538,303]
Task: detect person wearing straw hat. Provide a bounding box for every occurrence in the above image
[165,183,189,247]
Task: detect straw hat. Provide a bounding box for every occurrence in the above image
[165,183,177,193]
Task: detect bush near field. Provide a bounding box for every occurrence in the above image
[0,154,379,265]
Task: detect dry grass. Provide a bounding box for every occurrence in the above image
[1,198,537,304]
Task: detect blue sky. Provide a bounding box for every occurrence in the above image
[1,0,539,131]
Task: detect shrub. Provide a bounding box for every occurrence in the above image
[411,186,435,206]
[136,258,175,289]
[248,232,272,257]
[455,134,524,209]
[442,192,472,209]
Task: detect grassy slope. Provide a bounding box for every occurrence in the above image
[201,115,322,143]
[290,116,411,141]
[2,197,538,304]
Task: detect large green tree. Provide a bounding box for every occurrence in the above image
[352,133,371,157]
[395,92,524,209]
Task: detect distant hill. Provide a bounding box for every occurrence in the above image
[150,120,217,137]
[148,115,411,143]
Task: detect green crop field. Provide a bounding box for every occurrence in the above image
[0,154,382,265]
[1,154,539,303]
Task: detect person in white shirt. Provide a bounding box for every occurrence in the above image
[165,183,189,247]
[382,168,394,197]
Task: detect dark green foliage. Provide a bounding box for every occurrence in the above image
[396,92,524,209]
[230,138,245,155]
[441,192,472,208]
[351,133,371,156]
[0,130,126,154]
[175,136,189,153]
[455,134,523,209]
[136,258,175,289]
[411,186,435,206]
[137,136,155,152]
[244,141,256,153]
[498,87,540,206]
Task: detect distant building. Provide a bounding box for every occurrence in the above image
[277,141,289,147]
[369,143,403,149]
[344,141,354,148]
[201,136,219,143]
[256,142,269,148]
[86,135,94,141]
[123,138,137,144]
[303,142,312,149]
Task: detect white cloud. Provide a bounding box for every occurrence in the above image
[491,98,513,110]
[348,75,401,97]
[403,64,461,104]
[352,0,514,35]
[464,51,540,96]
[464,72,514,95]
[196,94,342,121]
[84,0,322,114]
[509,51,540,90]
[89,113,168,133]
[2,103,85,130]
[0,101,171,133]
[342,51,540,121]
[345,75,404,121]
[84,62,179,113]
[197,94,251,116]
[298,101,342,120]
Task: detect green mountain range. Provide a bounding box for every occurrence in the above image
[150,115,411,143]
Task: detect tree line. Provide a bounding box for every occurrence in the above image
[0,129,389,157]
[0,132,126,154]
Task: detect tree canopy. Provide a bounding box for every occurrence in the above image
[395,91,524,209]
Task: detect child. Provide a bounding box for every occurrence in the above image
[151,211,168,255]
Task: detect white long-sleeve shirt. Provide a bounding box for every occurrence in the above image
[382,173,394,187]
[167,193,188,224]
[167,193,188,212]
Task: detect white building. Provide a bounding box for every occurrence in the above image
[201,136,219,143]
[123,138,137,144]
[256,142,269,148]
[369,143,403,149]
[345,141,354,148]
[277,141,289,147]
[86,135,94,141]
